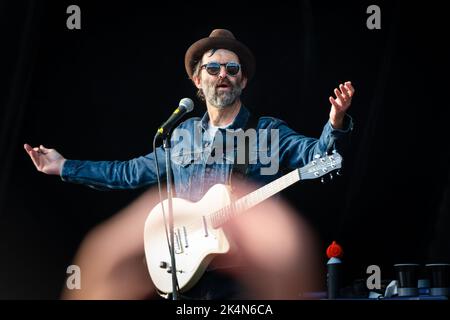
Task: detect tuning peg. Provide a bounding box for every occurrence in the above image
[336,170,342,176]
[329,173,333,180]
[314,154,321,159]
[321,177,326,184]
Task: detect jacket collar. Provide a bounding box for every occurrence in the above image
[200,104,250,132]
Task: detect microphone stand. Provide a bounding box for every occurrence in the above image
[162,132,179,300]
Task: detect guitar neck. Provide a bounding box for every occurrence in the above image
[209,168,301,228]
[208,152,342,228]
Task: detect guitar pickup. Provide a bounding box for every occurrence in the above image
[183,226,189,248]
[174,228,184,254]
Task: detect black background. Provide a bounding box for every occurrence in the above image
[0,1,449,299]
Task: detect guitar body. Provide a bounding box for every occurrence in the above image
[144,184,232,295]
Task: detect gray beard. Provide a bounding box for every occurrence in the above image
[203,84,242,108]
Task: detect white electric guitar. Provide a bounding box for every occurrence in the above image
[144,152,342,296]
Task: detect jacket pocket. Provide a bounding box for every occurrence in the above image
[171,152,202,167]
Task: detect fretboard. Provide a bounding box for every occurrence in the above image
[209,168,301,228]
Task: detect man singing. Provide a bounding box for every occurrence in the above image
[24,29,355,299]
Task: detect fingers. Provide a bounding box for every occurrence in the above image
[24,143,40,154]
[24,143,43,170]
[29,150,39,163]
[25,143,51,155]
[27,148,42,170]
[345,81,354,91]
[332,81,355,105]
[339,84,350,99]
[329,96,341,109]
[39,145,51,152]
[334,88,344,101]
[344,81,354,97]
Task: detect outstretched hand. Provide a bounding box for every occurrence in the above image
[24,144,66,176]
[329,81,355,129]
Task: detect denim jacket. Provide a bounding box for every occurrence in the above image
[61,105,353,201]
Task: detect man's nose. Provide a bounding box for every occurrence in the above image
[218,65,227,78]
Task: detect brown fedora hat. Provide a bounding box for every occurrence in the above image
[184,29,255,80]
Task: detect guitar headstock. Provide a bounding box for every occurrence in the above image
[299,151,343,181]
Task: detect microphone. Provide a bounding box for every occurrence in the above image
[155,98,194,138]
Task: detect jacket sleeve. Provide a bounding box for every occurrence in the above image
[60,146,166,190]
[277,114,353,169]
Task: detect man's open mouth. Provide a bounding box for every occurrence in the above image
[216,83,231,89]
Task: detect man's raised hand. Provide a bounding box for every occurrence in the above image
[24,144,66,176]
[329,81,355,129]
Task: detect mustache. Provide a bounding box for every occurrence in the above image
[215,78,233,87]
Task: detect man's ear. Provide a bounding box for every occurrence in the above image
[193,75,202,89]
[241,76,248,90]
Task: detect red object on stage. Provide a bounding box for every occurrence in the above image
[326,241,343,259]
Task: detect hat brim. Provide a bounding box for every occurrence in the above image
[185,37,255,80]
